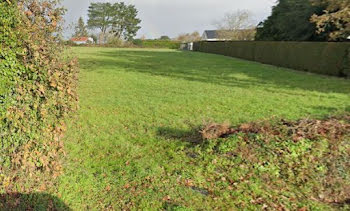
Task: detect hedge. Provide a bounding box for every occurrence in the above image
[0,0,78,191]
[133,39,181,49]
[193,41,350,77]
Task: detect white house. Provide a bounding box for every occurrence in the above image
[71,37,94,45]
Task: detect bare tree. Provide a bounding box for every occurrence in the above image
[176,31,201,42]
[213,10,256,41]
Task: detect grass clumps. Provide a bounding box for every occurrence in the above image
[200,115,350,141]
[196,115,350,209]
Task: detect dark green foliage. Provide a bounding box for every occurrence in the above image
[193,41,350,77]
[159,35,171,40]
[132,38,143,46]
[87,2,141,41]
[73,17,88,37]
[133,39,181,49]
[87,2,114,34]
[110,2,141,41]
[256,0,326,41]
[90,34,98,43]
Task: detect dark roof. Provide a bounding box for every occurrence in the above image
[203,30,218,39]
[203,30,255,40]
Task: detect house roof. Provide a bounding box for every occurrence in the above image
[203,30,218,39]
[203,30,236,39]
[71,37,90,42]
[202,29,256,40]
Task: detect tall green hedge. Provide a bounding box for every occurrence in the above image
[193,41,350,77]
[0,0,78,191]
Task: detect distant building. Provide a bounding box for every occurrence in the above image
[71,37,94,45]
[201,29,256,41]
[180,42,194,51]
[202,30,222,41]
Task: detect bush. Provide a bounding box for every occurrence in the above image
[132,39,143,47]
[193,41,350,77]
[107,36,124,47]
[0,0,78,191]
[64,40,78,46]
[140,40,181,49]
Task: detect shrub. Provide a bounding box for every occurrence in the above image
[193,41,350,77]
[107,36,124,47]
[64,40,78,46]
[141,40,181,49]
[0,0,78,191]
[132,39,143,47]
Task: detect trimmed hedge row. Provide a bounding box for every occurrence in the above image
[193,41,350,77]
[133,39,181,49]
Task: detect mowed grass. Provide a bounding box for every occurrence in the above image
[57,47,350,210]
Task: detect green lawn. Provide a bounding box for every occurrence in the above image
[57,47,350,210]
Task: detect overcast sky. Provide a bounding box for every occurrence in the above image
[62,0,276,39]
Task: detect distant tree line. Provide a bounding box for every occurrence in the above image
[70,0,349,43]
[72,2,141,44]
[256,0,349,41]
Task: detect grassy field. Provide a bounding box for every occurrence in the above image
[57,47,350,210]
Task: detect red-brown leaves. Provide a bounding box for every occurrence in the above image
[200,121,232,140]
[200,115,350,142]
[1,0,78,193]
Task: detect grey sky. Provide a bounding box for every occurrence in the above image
[62,0,276,39]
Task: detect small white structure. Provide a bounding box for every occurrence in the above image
[188,42,193,51]
[180,42,194,51]
[71,37,94,45]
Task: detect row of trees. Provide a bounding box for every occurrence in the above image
[146,32,201,42]
[256,0,349,41]
[72,0,348,43]
[145,32,201,42]
[73,2,141,43]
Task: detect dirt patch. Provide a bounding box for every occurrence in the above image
[200,114,350,142]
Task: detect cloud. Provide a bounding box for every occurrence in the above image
[62,0,276,39]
